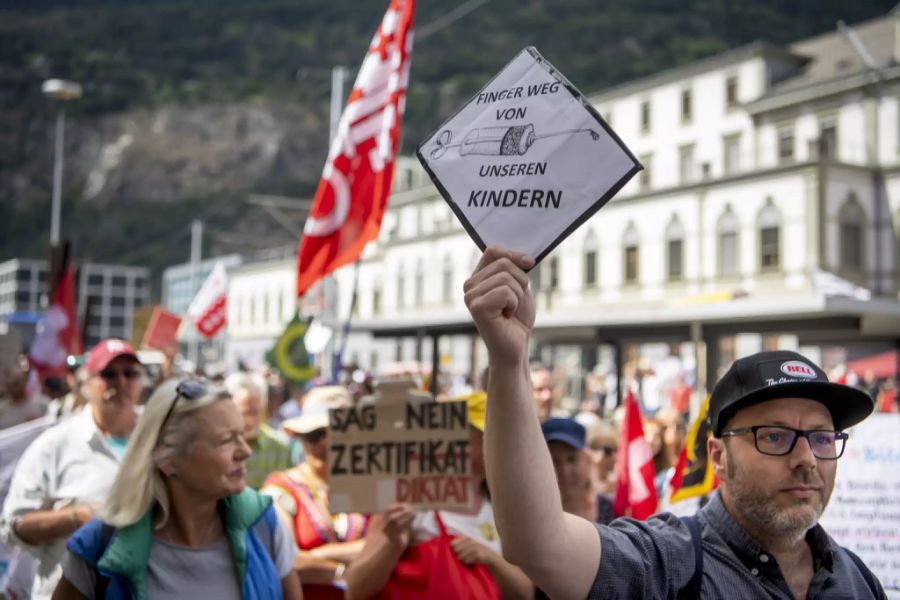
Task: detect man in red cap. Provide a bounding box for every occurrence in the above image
[1,339,141,600]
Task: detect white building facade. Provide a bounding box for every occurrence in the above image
[328,14,900,397]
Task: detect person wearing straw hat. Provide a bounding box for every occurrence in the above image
[262,386,369,599]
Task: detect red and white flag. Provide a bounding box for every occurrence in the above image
[29,259,82,379]
[187,261,227,339]
[296,0,416,298]
[613,389,659,520]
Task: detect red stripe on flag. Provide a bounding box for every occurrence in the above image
[296,0,416,298]
[613,389,659,520]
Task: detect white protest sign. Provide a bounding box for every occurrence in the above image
[820,414,900,597]
[417,46,641,264]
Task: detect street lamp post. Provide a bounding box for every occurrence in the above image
[41,78,83,247]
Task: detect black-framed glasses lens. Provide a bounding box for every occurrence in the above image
[754,426,846,459]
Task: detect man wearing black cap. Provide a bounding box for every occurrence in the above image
[463,247,885,599]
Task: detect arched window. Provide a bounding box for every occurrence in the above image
[718,207,740,276]
[758,200,781,270]
[665,217,685,281]
[839,194,864,270]
[623,223,640,283]
[583,230,598,288]
[442,254,454,304]
[414,259,425,306]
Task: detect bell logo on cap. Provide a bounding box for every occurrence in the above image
[106,340,125,352]
[780,361,817,379]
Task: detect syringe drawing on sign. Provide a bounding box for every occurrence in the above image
[428,124,600,160]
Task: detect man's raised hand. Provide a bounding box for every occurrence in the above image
[463,246,535,366]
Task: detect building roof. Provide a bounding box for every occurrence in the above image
[587,42,805,104]
[746,13,899,112]
[587,11,898,108]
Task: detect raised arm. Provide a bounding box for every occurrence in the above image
[464,247,601,600]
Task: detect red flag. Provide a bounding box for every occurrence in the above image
[187,261,228,339]
[296,0,416,298]
[29,260,82,379]
[613,389,658,520]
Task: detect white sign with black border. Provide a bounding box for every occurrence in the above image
[416,46,642,264]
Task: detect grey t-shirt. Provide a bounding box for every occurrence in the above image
[62,516,296,599]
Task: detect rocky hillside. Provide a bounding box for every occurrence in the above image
[1,0,896,287]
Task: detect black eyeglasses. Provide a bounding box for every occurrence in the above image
[159,379,207,437]
[100,367,141,381]
[302,428,328,443]
[720,425,848,460]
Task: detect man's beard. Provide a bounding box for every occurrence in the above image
[726,452,829,542]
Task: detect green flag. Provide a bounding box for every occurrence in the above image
[266,313,315,386]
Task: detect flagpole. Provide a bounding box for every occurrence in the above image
[188,219,203,369]
[333,259,361,383]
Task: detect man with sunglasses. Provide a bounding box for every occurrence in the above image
[2,339,142,600]
[464,247,886,599]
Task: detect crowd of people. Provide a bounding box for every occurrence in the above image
[0,253,895,598]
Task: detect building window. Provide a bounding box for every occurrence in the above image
[545,256,559,291]
[442,255,454,304]
[373,283,382,315]
[726,76,739,108]
[758,201,781,270]
[723,134,741,176]
[639,154,652,191]
[680,89,692,124]
[666,218,685,281]
[818,119,837,160]
[396,266,405,309]
[583,231,598,288]
[640,100,651,133]
[778,126,794,164]
[414,260,425,307]
[718,208,740,276]
[679,144,695,184]
[839,194,864,270]
[623,224,640,284]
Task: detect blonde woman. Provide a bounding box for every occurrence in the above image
[52,378,302,600]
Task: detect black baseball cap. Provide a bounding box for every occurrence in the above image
[709,350,874,436]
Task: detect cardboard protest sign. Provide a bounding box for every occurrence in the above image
[141,306,182,352]
[328,381,473,514]
[820,414,900,597]
[417,46,641,265]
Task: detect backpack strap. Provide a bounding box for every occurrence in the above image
[679,515,703,600]
[93,523,116,599]
[844,548,884,599]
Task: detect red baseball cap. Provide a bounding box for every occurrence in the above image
[86,339,140,374]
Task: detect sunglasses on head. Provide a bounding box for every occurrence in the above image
[100,367,141,381]
[158,379,207,438]
[302,428,328,443]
